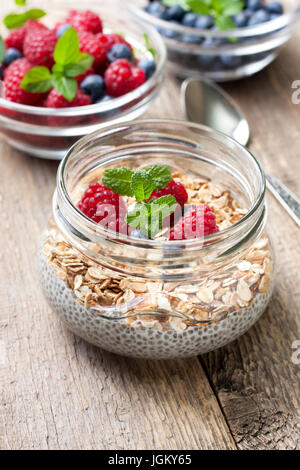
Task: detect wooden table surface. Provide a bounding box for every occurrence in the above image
[1,0,300,451]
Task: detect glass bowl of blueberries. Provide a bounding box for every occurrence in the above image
[0,2,166,159]
[125,0,300,81]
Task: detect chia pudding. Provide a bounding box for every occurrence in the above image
[39,171,274,359]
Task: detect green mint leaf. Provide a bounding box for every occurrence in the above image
[162,0,189,9]
[214,14,235,30]
[15,0,26,5]
[0,36,5,63]
[144,165,172,190]
[52,74,77,102]
[4,9,46,29]
[211,0,222,13]
[143,33,156,58]
[52,63,65,74]
[126,195,177,238]
[53,27,80,65]
[131,169,156,202]
[76,53,94,70]
[221,1,244,16]
[64,63,87,78]
[186,0,211,15]
[102,168,134,197]
[21,66,52,93]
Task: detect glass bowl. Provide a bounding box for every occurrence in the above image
[39,119,275,359]
[0,2,166,159]
[125,0,300,81]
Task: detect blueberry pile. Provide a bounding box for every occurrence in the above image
[144,0,283,30]
[143,0,284,73]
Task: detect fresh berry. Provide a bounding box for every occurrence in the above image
[4,48,23,67]
[76,66,94,85]
[56,23,72,38]
[247,0,263,10]
[97,33,133,54]
[266,1,283,14]
[169,205,219,240]
[147,179,188,209]
[195,15,214,29]
[147,1,166,18]
[45,88,91,108]
[78,182,128,234]
[138,58,156,79]
[4,59,41,105]
[233,11,251,27]
[164,6,185,21]
[25,19,48,33]
[181,13,198,27]
[66,10,103,34]
[5,27,26,52]
[80,74,106,102]
[23,29,57,66]
[96,94,113,103]
[107,44,132,63]
[248,9,270,25]
[78,31,107,67]
[104,59,146,97]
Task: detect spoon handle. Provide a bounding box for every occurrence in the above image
[266,173,300,228]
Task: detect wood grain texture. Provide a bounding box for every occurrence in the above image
[0,0,300,451]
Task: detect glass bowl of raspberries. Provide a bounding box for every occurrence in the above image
[125,0,300,81]
[39,119,275,359]
[0,4,166,159]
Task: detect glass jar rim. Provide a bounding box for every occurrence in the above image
[56,118,266,255]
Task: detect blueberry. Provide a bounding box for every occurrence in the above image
[248,9,270,25]
[164,5,185,21]
[4,48,22,66]
[96,94,113,103]
[181,12,198,27]
[269,12,281,20]
[148,1,165,18]
[107,44,132,63]
[158,27,178,39]
[180,34,202,44]
[80,74,106,103]
[247,0,263,10]
[130,229,148,240]
[138,58,156,79]
[56,24,72,38]
[0,64,3,80]
[266,1,283,14]
[234,11,250,27]
[195,15,214,29]
[220,54,241,68]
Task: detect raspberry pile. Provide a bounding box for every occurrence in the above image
[1,9,156,108]
[78,175,219,241]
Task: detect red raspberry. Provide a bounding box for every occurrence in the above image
[66,10,103,34]
[4,58,42,105]
[104,59,146,97]
[169,205,219,241]
[76,66,94,84]
[25,20,48,33]
[23,29,57,66]
[78,32,107,67]
[78,182,128,234]
[45,88,91,108]
[5,27,26,52]
[148,179,188,209]
[97,33,133,53]
[4,57,32,79]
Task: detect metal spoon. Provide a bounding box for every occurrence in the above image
[181,77,300,228]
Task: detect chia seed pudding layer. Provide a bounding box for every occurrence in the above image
[39,173,274,359]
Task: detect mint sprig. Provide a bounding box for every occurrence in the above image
[126,195,178,238]
[143,33,156,57]
[0,36,5,63]
[102,165,172,201]
[102,165,176,238]
[162,0,244,31]
[4,8,46,29]
[21,27,93,102]
[15,0,26,5]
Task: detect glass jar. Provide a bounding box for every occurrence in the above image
[39,120,274,359]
